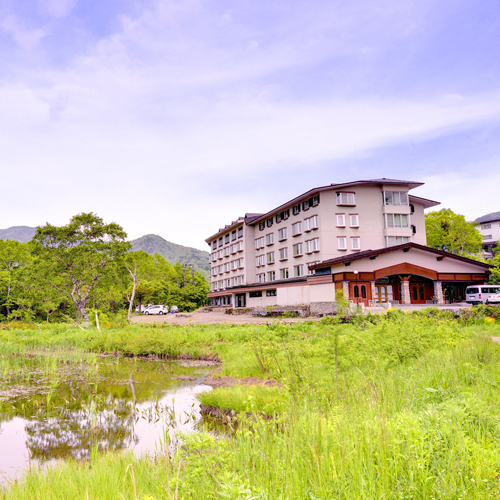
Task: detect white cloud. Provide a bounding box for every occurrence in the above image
[38,0,78,18]
[0,15,47,49]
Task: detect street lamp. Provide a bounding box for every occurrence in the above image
[354,270,359,303]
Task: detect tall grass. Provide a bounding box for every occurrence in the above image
[2,314,500,499]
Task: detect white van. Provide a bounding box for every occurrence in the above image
[465,285,500,304]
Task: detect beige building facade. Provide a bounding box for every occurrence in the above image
[206,179,491,309]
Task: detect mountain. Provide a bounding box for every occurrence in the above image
[0,226,36,243]
[130,234,210,280]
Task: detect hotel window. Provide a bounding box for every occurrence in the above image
[230,244,236,254]
[237,258,244,269]
[212,241,217,250]
[383,191,409,206]
[266,233,274,245]
[226,279,231,287]
[306,238,320,253]
[256,273,266,283]
[225,234,230,244]
[336,214,346,227]
[336,192,356,205]
[292,222,302,236]
[481,224,492,229]
[386,236,411,247]
[232,230,237,241]
[259,222,265,231]
[279,248,288,260]
[292,243,303,257]
[224,247,230,257]
[267,252,275,264]
[307,261,320,275]
[230,261,236,271]
[267,271,276,282]
[236,241,244,251]
[276,212,282,223]
[483,234,493,240]
[283,209,290,220]
[278,227,287,240]
[219,237,223,247]
[266,217,273,228]
[337,237,347,250]
[385,214,410,228]
[266,289,277,297]
[256,255,265,267]
[280,268,289,280]
[304,215,319,231]
[238,227,243,238]
[351,237,360,250]
[294,265,305,277]
[249,291,262,298]
[292,204,301,215]
[255,237,264,249]
[349,214,359,227]
[224,263,230,272]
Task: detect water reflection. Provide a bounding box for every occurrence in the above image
[0,356,212,484]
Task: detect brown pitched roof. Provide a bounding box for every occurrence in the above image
[249,178,426,225]
[309,243,492,270]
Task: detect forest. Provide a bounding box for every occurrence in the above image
[0,213,209,325]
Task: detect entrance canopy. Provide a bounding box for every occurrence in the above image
[309,243,492,305]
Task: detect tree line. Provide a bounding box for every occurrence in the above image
[0,213,209,327]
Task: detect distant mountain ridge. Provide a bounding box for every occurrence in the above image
[130,234,210,279]
[0,226,36,243]
[0,227,210,279]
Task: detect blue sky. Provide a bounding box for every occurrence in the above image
[1,0,500,250]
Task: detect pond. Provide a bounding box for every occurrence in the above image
[0,354,215,484]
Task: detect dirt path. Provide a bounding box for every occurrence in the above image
[131,311,320,326]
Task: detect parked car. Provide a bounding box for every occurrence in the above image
[466,285,500,304]
[144,305,169,315]
[135,304,151,313]
[170,305,179,314]
[486,292,500,305]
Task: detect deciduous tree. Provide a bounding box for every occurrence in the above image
[32,213,130,328]
[425,209,482,256]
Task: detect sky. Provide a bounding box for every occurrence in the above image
[1,0,500,250]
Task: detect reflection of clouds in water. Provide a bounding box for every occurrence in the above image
[0,382,212,485]
[132,384,212,457]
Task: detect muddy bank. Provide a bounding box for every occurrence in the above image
[203,376,281,388]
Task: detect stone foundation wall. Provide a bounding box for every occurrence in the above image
[310,302,336,316]
[251,305,311,317]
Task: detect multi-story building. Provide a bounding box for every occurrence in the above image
[475,212,500,257]
[206,179,492,310]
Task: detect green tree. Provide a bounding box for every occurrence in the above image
[31,213,130,328]
[0,240,30,316]
[425,209,482,256]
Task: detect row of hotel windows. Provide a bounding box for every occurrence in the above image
[210,275,245,291]
[255,239,320,266]
[255,216,319,249]
[256,262,319,282]
[481,223,500,230]
[258,195,321,230]
[336,214,359,227]
[211,241,244,261]
[212,227,244,250]
[211,258,244,276]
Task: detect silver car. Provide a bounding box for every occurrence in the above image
[144,305,169,315]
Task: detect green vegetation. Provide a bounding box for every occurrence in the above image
[425,208,483,257]
[2,310,500,498]
[0,214,209,325]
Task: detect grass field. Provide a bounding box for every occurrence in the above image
[2,308,500,499]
